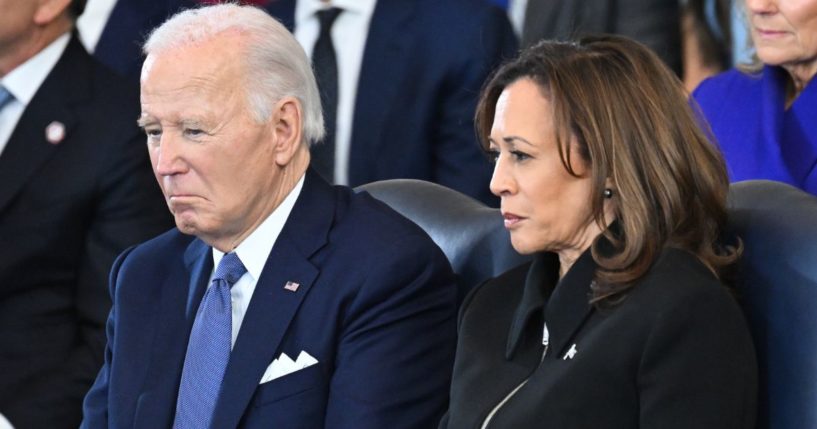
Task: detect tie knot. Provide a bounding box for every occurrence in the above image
[317,7,342,32]
[214,252,247,286]
[0,86,14,111]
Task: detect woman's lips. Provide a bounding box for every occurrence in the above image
[502,212,524,228]
[755,28,789,39]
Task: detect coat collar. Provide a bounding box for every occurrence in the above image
[505,233,617,360]
[505,252,558,359]
[759,65,787,147]
[759,65,817,188]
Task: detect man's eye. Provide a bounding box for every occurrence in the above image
[184,128,205,137]
[145,129,162,138]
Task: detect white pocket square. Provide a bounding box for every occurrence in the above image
[259,351,318,384]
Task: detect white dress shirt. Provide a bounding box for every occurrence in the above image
[0,33,70,157]
[76,0,118,52]
[210,174,305,347]
[294,0,377,185]
[508,0,528,38]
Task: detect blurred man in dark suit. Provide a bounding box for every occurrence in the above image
[267,0,518,205]
[0,0,171,427]
[522,0,682,75]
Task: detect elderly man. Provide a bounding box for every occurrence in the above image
[0,0,170,428]
[81,4,457,428]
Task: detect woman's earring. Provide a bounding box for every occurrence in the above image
[603,188,614,199]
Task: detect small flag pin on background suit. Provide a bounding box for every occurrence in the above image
[284,281,300,292]
[45,121,65,144]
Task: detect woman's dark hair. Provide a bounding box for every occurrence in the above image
[475,35,741,303]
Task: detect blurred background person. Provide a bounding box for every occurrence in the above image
[0,0,171,427]
[693,0,817,194]
[521,0,682,75]
[681,0,733,91]
[266,0,517,205]
[82,0,187,78]
[441,36,757,428]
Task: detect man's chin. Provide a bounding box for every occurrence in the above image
[173,214,201,236]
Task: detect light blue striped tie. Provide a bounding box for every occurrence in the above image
[173,252,246,429]
[0,86,14,111]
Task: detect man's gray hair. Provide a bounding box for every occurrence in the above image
[143,3,325,146]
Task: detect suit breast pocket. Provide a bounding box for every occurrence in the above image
[251,362,327,407]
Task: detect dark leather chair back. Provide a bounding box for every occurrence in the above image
[728,180,817,429]
[357,179,529,303]
[360,178,817,429]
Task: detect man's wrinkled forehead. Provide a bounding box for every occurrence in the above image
[141,42,244,97]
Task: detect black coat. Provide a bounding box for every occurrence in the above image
[0,35,171,428]
[442,244,757,428]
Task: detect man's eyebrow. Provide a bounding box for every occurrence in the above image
[178,118,206,129]
[136,116,155,128]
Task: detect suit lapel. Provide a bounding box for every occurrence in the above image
[133,238,212,428]
[504,245,599,364]
[780,66,817,185]
[347,0,417,183]
[759,66,786,163]
[211,169,333,428]
[544,250,596,359]
[0,36,87,213]
[505,253,558,361]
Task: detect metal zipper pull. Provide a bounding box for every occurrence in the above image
[482,322,550,428]
[541,322,549,361]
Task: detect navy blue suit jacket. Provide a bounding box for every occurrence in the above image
[93,0,189,78]
[267,0,518,205]
[81,169,457,428]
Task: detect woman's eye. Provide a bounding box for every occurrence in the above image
[486,149,500,162]
[511,150,530,161]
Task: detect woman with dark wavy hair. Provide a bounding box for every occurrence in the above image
[440,35,757,429]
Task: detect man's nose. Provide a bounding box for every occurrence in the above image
[153,133,186,177]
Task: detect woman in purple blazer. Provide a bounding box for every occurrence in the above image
[692,0,817,194]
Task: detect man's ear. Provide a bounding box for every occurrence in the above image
[270,96,305,167]
[34,0,72,25]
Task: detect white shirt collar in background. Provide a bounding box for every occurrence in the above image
[0,32,71,157]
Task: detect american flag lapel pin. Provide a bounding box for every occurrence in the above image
[283,281,300,292]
